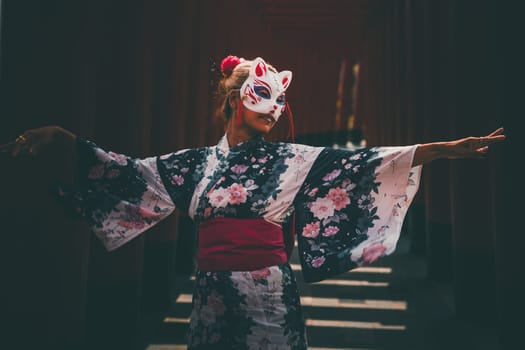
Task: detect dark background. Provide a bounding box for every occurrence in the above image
[0,0,521,349]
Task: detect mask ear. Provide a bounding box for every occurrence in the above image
[251,57,268,78]
[279,70,292,91]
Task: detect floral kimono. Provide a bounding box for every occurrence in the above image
[60,134,421,350]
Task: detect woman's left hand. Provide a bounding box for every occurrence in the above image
[413,127,507,166]
[445,127,506,159]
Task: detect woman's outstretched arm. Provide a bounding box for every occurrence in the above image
[412,127,506,166]
[0,125,77,158]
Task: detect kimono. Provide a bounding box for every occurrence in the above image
[59,134,421,349]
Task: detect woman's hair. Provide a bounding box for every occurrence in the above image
[215,56,278,121]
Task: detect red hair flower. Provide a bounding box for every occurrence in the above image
[220,55,241,77]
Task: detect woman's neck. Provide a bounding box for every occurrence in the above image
[225,122,259,147]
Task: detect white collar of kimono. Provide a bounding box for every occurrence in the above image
[240,57,292,121]
[218,134,265,154]
[218,134,230,153]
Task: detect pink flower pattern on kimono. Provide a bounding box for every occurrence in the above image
[322,169,341,181]
[294,154,305,163]
[231,164,249,174]
[108,151,128,165]
[349,153,362,161]
[138,207,162,219]
[208,187,230,208]
[307,187,319,197]
[361,242,387,264]
[309,197,335,219]
[227,183,248,205]
[117,220,146,229]
[250,267,271,280]
[311,256,326,268]
[326,187,350,210]
[172,175,184,186]
[322,226,340,237]
[302,221,320,238]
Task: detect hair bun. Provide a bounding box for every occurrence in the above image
[220,55,242,77]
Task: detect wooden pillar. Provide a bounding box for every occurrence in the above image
[488,2,523,348]
[420,0,455,282]
[0,1,92,347]
[450,0,501,324]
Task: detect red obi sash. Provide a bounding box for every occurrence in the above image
[197,217,288,271]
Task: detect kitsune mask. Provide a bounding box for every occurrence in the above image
[240,57,292,121]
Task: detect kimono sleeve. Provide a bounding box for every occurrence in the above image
[294,146,422,282]
[58,137,178,251]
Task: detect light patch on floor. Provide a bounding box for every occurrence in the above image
[290,264,392,274]
[305,318,406,330]
[163,317,190,323]
[300,296,407,310]
[314,279,389,287]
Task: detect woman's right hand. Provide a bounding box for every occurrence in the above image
[0,125,77,158]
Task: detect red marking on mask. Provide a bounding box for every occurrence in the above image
[255,62,267,77]
[243,85,257,104]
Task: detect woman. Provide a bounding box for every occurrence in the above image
[1,55,505,349]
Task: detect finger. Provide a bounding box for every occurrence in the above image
[478,146,489,158]
[466,146,489,159]
[487,127,504,137]
[484,135,506,145]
